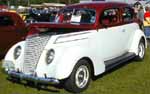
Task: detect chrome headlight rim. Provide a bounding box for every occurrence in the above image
[46,49,55,64]
[14,46,22,60]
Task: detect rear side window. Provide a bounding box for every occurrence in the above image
[0,16,14,26]
[100,8,120,26]
[122,7,134,22]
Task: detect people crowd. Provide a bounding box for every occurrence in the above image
[143,6,150,39]
[134,3,150,39]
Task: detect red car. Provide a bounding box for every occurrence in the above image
[0,12,26,58]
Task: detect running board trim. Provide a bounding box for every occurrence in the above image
[104,52,136,71]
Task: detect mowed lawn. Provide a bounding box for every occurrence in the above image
[0,47,149,94]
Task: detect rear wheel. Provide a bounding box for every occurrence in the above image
[135,39,145,61]
[64,59,91,93]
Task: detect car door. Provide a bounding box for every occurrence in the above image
[120,7,137,49]
[0,15,24,55]
[96,8,129,61]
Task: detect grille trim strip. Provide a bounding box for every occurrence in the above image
[23,34,50,74]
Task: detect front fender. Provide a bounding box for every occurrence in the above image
[55,46,105,80]
[55,46,85,79]
[4,41,25,71]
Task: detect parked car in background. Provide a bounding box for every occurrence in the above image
[25,3,65,23]
[26,9,57,23]
[2,2,147,93]
[0,12,26,58]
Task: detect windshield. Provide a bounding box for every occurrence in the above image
[55,8,96,24]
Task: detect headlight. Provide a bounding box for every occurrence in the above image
[46,49,55,64]
[14,46,22,60]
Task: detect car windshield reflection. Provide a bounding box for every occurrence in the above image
[55,8,96,24]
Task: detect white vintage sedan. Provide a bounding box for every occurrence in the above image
[2,2,147,93]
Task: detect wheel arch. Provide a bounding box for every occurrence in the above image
[78,57,95,80]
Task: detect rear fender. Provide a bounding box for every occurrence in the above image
[128,29,147,55]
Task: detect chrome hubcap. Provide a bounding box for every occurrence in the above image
[75,65,89,88]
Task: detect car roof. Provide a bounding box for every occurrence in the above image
[29,2,130,29]
[65,1,128,10]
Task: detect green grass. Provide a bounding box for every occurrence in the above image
[0,47,150,94]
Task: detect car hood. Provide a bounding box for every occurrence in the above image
[27,22,97,36]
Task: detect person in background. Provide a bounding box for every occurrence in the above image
[133,2,144,31]
[143,6,150,39]
[137,6,144,22]
[144,6,150,25]
[133,2,144,20]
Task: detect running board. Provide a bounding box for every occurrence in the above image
[104,52,136,71]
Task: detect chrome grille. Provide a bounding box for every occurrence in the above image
[23,34,50,74]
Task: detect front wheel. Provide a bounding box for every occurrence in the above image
[135,39,145,61]
[64,59,91,93]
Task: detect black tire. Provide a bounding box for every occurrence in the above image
[135,39,145,61]
[64,59,91,93]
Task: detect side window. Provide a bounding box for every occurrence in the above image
[122,7,134,22]
[100,8,119,26]
[0,16,14,26]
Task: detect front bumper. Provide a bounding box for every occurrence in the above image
[2,60,59,85]
[7,71,60,85]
